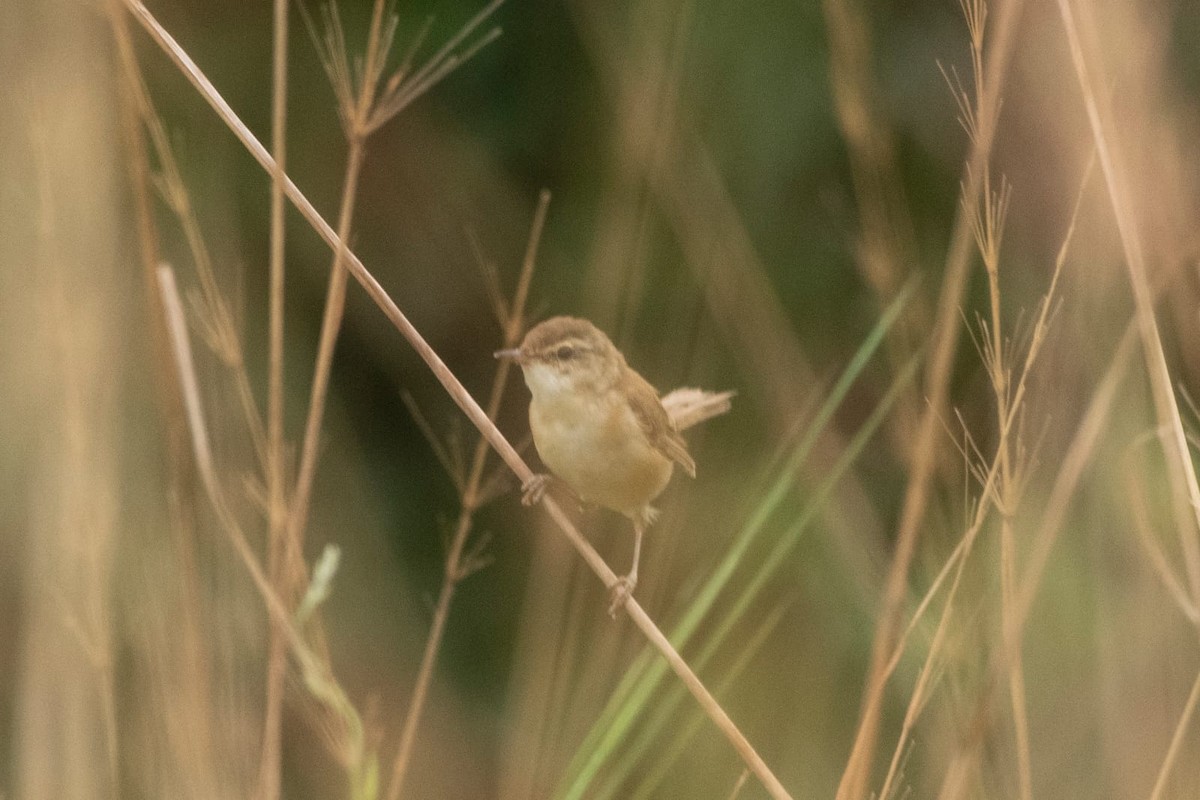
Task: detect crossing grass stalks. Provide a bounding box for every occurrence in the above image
[4,0,1200,797]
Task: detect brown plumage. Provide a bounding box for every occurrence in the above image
[496,316,731,613]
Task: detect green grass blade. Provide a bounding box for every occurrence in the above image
[556,282,919,798]
[597,350,922,800]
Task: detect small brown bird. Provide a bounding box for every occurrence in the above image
[495,316,732,613]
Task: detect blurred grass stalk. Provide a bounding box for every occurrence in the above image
[289,2,508,795]
[555,284,918,799]
[156,264,378,798]
[1051,0,1200,795]
[115,0,792,796]
[833,0,1028,794]
[108,0,508,795]
[386,190,549,799]
[10,0,1200,797]
[821,0,928,467]
[16,72,122,800]
[259,0,291,794]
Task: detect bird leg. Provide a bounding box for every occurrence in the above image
[608,519,644,617]
[521,473,551,506]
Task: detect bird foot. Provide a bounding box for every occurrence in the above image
[607,574,637,617]
[521,473,551,506]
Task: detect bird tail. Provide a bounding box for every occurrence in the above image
[660,388,735,431]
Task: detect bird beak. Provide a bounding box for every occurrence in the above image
[493,347,524,362]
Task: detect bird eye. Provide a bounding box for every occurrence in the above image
[556,345,575,360]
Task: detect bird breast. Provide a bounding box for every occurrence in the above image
[528,384,674,519]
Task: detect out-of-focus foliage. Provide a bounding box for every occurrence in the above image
[4,0,1200,798]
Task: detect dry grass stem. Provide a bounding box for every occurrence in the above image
[616,604,787,800]
[13,0,1200,796]
[822,0,926,461]
[726,770,751,800]
[401,391,467,497]
[158,264,376,795]
[282,16,508,761]
[836,1,1026,796]
[385,190,550,800]
[1147,666,1200,800]
[877,371,1011,799]
[257,0,292,795]
[287,0,388,598]
[365,0,504,135]
[110,12,269,469]
[970,165,1034,800]
[103,11,229,793]
[879,13,1093,800]
[121,3,790,795]
[157,266,292,643]
[877,534,966,800]
[1125,457,1200,625]
[1054,0,1200,610]
[905,150,1089,800]
[1052,6,1200,785]
[27,107,122,797]
[289,0,501,596]
[933,322,1138,800]
[467,227,509,327]
[876,229,1072,720]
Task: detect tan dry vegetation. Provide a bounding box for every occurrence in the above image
[2,0,1200,798]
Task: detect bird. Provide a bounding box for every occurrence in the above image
[495,316,732,614]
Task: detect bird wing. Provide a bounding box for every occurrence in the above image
[626,371,696,478]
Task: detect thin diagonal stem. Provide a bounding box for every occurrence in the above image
[286,0,386,626]
[386,190,550,800]
[1054,0,1200,608]
[284,137,365,587]
[122,44,269,466]
[1147,666,1200,800]
[120,4,790,794]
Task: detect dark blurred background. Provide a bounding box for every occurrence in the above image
[5,0,1200,798]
